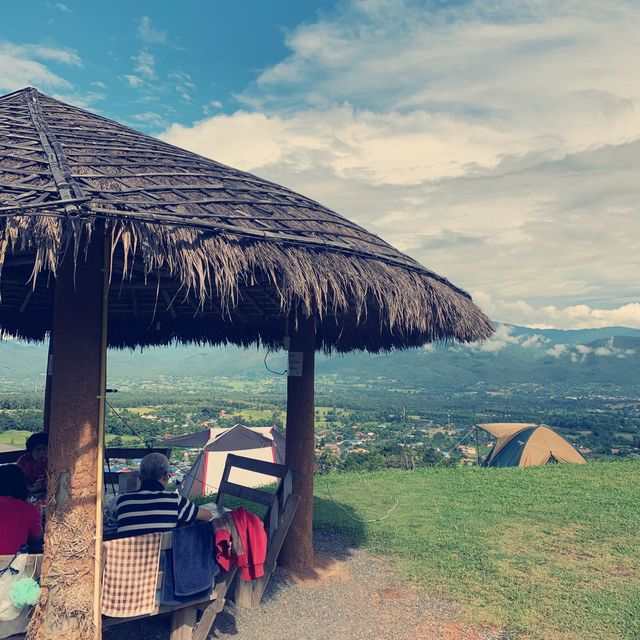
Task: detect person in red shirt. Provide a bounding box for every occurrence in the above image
[0,464,43,554]
[16,432,48,495]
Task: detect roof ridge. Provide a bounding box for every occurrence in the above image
[23,87,86,211]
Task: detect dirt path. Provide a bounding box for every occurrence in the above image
[106,531,506,640]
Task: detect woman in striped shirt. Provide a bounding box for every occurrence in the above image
[116,453,213,536]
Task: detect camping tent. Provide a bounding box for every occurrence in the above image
[478,423,586,467]
[164,424,285,496]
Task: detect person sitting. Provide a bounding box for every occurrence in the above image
[0,465,44,554]
[16,432,48,495]
[116,452,213,536]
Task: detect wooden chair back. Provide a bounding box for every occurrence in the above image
[215,453,294,543]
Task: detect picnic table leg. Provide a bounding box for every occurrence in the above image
[170,606,197,640]
[233,579,255,609]
[192,598,226,640]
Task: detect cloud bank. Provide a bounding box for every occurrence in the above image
[161,0,640,329]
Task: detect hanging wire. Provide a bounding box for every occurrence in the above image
[433,425,476,467]
[264,349,287,376]
[105,398,154,449]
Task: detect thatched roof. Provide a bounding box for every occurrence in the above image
[0,87,493,351]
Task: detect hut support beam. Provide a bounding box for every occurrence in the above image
[280,312,315,572]
[28,228,109,640]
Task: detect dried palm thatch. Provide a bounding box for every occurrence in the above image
[0,88,493,351]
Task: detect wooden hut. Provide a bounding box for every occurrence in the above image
[0,87,493,639]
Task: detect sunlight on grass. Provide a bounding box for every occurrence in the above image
[313,460,640,640]
[0,429,31,447]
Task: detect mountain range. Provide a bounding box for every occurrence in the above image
[1,324,639,393]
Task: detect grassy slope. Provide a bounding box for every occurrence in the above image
[313,460,639,640]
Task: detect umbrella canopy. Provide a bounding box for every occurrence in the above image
[0,87,493,352]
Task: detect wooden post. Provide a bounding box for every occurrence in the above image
[28,227,109,640]
[170,606,198,640]
[279,312,315,572]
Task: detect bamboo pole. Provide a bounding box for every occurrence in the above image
[93,231,110,630]
[42,340,53,433]
[280,312,315,572]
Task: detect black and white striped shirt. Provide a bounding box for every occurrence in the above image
[116,479,199,536]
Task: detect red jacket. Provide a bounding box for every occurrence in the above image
[231,507,267,581]
[215,529,235,572]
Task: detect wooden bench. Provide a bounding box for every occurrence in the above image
[1,454,299,640]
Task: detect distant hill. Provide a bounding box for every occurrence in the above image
[1,324,639,390]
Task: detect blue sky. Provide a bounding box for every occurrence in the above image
[0,0,334,128]
[1,0,639,329]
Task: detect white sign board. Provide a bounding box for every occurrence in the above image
[288,351,304,377]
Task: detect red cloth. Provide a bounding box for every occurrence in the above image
[215,529,235,572]
[16,453,47,491]
[0,496,42,554]
[231,507,267,581]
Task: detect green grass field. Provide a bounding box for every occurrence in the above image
[0,429,140,448]
[313,460,640,640]
[0,429,31,447]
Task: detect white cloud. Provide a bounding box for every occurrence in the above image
[472,324,520,353]
[467,324,548,353]
[0,41,80,93]
[131,111,169,130]
[593,338,636,358]
[168,71,196,103]
[123,74,143,88]
[133,50,156,79]
[162,112,291,170]
[54,3,72,12]
[160,0,640,328]
[521,335,547,348]
[137,16,166,44]
[50,90,105,109]
[203,100,223,115]
[25,45,81,66]
[546,344,568,358]
[548,337,637,362]
[475,294,640,330]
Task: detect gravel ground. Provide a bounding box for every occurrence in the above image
[106,531,507,640]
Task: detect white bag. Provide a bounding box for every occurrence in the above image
[0,554,29,621]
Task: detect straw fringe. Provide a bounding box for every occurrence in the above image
[0,213,493,349]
